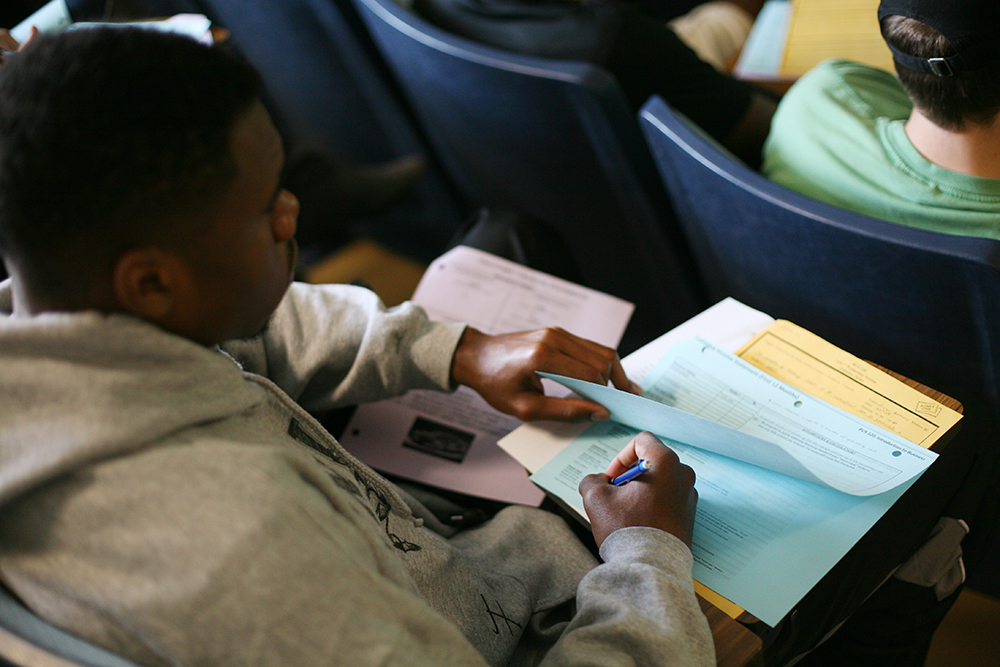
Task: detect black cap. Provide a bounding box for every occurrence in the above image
[878,0,1000,76]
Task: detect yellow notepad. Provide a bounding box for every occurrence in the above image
[737,320,962,450]
[781,0,895,76]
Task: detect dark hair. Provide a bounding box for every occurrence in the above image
[882,15,1000,130]
[0,26,263,300]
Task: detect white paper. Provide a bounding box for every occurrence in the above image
[339,246,634,504]
[11,0,71,42]
[622,297,776,383]
[732,0,791,79]
[11,4,214,46]
[68,14,214,44]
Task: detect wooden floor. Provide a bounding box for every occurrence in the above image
[302,238,426,307]
[926,588,1000,667]
[304,239,1000,667]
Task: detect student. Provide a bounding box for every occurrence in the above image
[763,0,1000,237]
[410,0,776,168]
[0,27,712,666]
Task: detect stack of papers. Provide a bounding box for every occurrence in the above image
[501,300,960,625]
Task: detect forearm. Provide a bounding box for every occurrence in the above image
[221,282,465,410]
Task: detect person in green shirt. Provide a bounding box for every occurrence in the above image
[762,0,1000,239]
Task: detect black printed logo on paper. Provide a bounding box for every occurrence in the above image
[403,417,475,463]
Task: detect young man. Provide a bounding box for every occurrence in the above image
[0,27,712,666]
[762,0,1000,237]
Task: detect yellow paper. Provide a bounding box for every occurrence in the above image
[737,320,962,449]
[695,582,746,620]
[781,0,895,76]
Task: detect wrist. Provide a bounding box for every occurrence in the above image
[450,326,486,388]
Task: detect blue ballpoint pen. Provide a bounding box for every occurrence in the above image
[611,459,651,486]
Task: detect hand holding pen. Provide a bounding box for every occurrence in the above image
[578,431,698,548]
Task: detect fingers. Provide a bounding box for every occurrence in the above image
[450,326,637,423]
[579,433,698,547]
[508,394,612,423]
[605,435,642,478]
[522,328,639,421]
[532,327,637,393]
[605,431,668,477]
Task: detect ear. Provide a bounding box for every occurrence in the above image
[111,248,186,321]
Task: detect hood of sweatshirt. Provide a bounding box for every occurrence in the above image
[0,279,265,507]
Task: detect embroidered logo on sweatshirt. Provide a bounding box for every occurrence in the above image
[481,595,522,636]
[287,418,346,464]
[288,417,422,554]
[364,484,422,554]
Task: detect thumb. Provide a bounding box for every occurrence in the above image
[527,396,611,422]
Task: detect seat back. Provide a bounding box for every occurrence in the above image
[639,95,1000,410]
[640,93,1000,663]
[349,0,708,352]
[0,585,140,667]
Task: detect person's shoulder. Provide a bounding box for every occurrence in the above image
[824,59,905,92]
[814,58,895,80]
[791,59,898,95]
[805,59,909,113]
[778,59,910,124]
[764,60,904,188]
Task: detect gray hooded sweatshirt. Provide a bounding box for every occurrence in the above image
[0,279,714,666]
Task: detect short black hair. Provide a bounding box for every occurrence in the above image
[0,26,264,300]
[882,15,1000,130]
